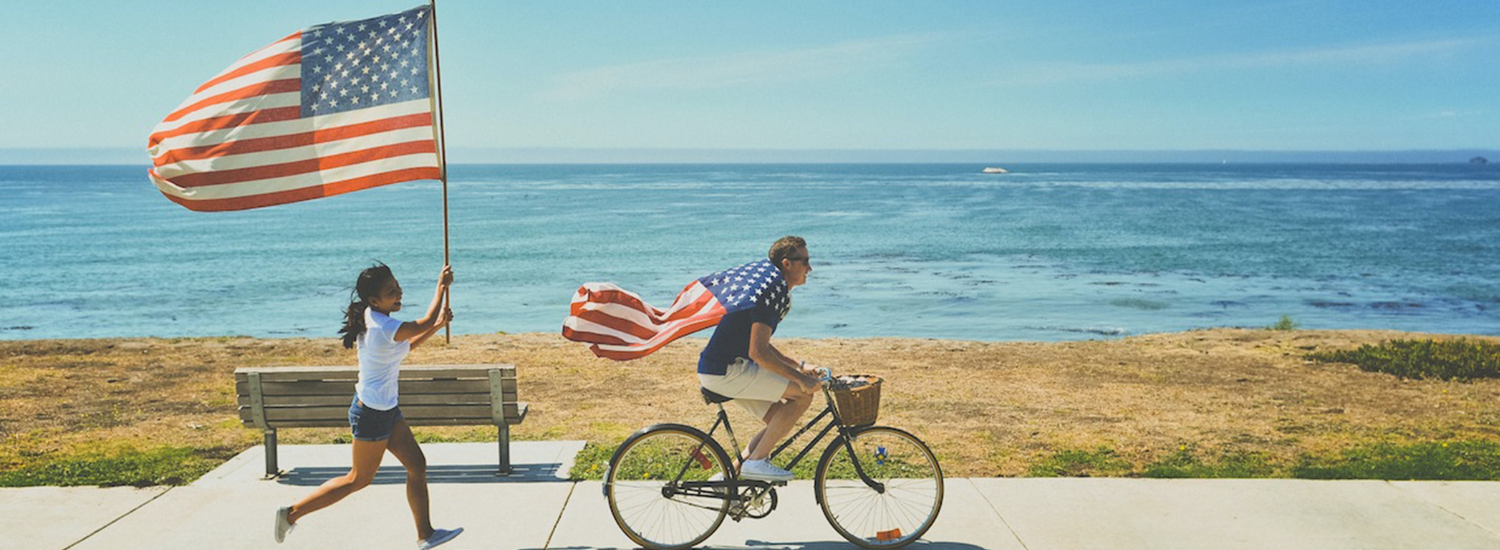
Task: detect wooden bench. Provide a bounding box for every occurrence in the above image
[235,364,527,478]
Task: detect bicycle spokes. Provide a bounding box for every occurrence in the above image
[816,427,944,548]
[607,427,732,550]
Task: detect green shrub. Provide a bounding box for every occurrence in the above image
[0,447,219,487]
[1293,441,1500,480]
[568,441,616,481]
[1268,315,1300,331]
[1028,447,1132,477]
[1308,339,1500,381]
[1143,448,1274,478]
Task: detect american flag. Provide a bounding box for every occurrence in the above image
[563,259,792,360]
[147,5,440,212]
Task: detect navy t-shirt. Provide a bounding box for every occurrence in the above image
[698,303,785,375]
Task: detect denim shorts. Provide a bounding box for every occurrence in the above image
[348,396,404,442]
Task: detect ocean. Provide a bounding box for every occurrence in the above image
[2,163,1497,341]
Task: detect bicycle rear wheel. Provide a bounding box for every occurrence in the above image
[814,426,944,548]
[605,424,732,550]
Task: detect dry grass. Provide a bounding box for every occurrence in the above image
[4,329,1500,479]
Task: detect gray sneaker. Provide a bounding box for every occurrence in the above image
[273,506,295,543]
[418,527,464,550]
[739,459,794,482]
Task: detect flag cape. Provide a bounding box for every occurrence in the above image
[563,259,790,360]
[147,5,440,212]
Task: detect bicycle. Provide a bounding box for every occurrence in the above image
[602,369,944,549]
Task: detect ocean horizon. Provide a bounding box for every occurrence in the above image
[2,163,1497,342]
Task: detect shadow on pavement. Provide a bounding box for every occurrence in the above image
[275,462,566,485]
[533,540,987,550]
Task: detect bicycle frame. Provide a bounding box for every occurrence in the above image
[672,386,886,500]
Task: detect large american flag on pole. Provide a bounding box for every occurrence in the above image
[563,259,791,360]
[147,5,440,212]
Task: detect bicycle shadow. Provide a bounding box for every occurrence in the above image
[535,541,987,550]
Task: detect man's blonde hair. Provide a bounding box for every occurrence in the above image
[768,235,807,267]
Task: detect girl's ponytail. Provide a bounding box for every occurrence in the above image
[339,299,368,349]
[338,262,393,349]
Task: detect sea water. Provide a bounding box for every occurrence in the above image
[1,163,1497,341]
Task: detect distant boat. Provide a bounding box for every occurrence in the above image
[982,167,1009,174]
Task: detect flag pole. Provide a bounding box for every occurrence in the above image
[427,0,451,344]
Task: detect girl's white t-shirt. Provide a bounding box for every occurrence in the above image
[355,308,410,410]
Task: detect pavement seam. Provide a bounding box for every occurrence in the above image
[60,486,174,550]
[543,481,578,549]
[967,478,1031,550]
[1384,481,1500,542]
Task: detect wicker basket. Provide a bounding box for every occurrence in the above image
[831,375,882,427]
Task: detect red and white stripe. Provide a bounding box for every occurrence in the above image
[562,281,728,360]
[146,30,439,212]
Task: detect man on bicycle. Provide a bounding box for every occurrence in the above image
[697,235,822,482]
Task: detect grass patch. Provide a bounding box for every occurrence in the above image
[0,446,221,487]
[1293,440,1500,480]
[1268,315,1300,331]
[1308,339,1500,381]
[1143,447,1275,478]
[1028,447,1132,477]
[569,441,616,481]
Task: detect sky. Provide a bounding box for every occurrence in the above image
[3,0,1498,160]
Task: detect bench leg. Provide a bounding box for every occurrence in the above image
[264,429,280,479]
[497,423,511,476]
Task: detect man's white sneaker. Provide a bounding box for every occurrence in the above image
[418,527,464,550]
[273,506,295,543]
[739,459,794,482]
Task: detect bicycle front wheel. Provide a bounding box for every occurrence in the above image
[605,424,732,550]
[814,426,944,548]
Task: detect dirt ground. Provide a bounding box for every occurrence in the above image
[3,329,1499,477]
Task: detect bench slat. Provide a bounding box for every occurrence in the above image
[235,379,513,397]
[237,393,503,407]
[235,365,514,382]
[239,402,527,425]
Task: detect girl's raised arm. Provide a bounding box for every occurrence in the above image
[395,265,453,343]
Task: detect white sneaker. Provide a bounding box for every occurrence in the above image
[273,506,295,543]
[418,527,464,550]
[739,459,794,482]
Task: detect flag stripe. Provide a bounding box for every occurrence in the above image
[587,316,725,360]
[178,63,303,115]
[562,259,789,361]
[561,281,727,360]
[196,52,303,94]
[570,293,719,342]
[563,306,725,358]
[151,151,438,200]
[151,166,440,212]
[162,79,302,124]
[152,114,434,168]
[165,140,437,188]
[149,102,303,148]
[210,32,301,83]
[150,98,430,153]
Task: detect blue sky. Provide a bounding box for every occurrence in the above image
[4,0,1497,156]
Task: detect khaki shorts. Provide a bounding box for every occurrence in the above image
[699,357,789,421]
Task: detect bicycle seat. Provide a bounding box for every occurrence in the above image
[700,387,733,404]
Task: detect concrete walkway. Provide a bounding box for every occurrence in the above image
[5,442,1500,550]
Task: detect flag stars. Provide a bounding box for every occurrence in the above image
[301,7,427,116]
